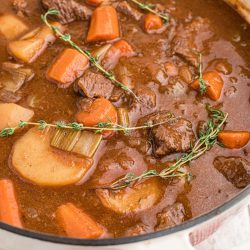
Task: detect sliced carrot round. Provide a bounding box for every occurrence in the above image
[144,13,163,31]
[218,130,250,149]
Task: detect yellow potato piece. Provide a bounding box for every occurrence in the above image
[96,178,163,214]
[11,128,93,186]
[8,38,44,64]
[8,22,64,63]
[0,103,34,130]
[0,14,28,40]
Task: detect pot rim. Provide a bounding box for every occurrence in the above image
[0,186,249,246]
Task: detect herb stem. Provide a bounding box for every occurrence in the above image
[100,106,228,190]
[41,9,138,100]
[0,117,175,138]
[198,53,207,95]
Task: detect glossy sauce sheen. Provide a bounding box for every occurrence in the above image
[0,0,249,237]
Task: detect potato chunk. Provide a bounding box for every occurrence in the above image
[0,14,28,40]
[0,103,34,130]
[8,22,65,63]
[96,178,163,214]
[11,128,92,186]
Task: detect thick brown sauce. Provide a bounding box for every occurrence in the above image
[0,0,249,237]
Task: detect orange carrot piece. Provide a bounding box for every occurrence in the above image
[0,179,23,228]
[86,0,104,6]
[218,131,250,149]
[56,203,104,238]
[76,97,117,136]
[87,6,120,42]
[191,71,224,101]
[47,48,89,88]
[102,39,135,70]
[144,14,163,31]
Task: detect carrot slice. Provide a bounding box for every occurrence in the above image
[76,97,117,126]
[102,39,135,70]
[86,0,104,6]
[47,48,89,88]
[56,203,104,238]
[191,71,224,101]
[218,131,250,149]
[76,98,117,136]
[144,14,163,31]
[87,6,120,42]
[0,179,23,228]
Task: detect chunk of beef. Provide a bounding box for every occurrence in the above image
[42,0,92,24]
[214,157,250,188]
[115,1,143,21]
[155,203,186,231]
[130,86,156,116]
[171,17,213,66]
[124,130,152,154]
[152,118,195,157]
[76,71,114,99]
[12,0,27,15]
[139,111,195,157]
[0,90,21,103]
[123,223,152,236]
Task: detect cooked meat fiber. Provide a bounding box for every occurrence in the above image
[141,112,195,157]
[12,0,27,14]
[42,0,92,24]
[115,1,143,21]
[171,17,213,67]
[155,203,185,231]
[214,157,250,188]
[76,71,114,99]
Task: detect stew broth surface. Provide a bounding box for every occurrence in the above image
[0,0,249,238]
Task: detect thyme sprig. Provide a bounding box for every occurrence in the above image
[129,0,169,22]
[198,53,207,95]
[41,9,138,100]
[101,105,228,190]
[0,117,175,138]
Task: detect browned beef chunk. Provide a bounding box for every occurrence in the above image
[123,223,152,237]
[0,90,21,103]
[42,0,92,24]
[139,112,195,157]
[155,203,185,231]
[214,157,250,188]
[12,0,27,15]
[76,71,114,99]
[130,86,156,116]
[171,17,213,67]
[115,1,143,21]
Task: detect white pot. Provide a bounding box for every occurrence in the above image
[0,187,249,250]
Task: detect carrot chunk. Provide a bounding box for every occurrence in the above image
[47,48,89,88]
[102,39,135,70]
[218,131,250,149]
[86,0,104,6]
[87,6,120,42]
[191,71,223,101]
[144,14,163,31]
[0,179,23,228]
[56,203,104,238]
[76,98,117,136]
[76,97,117,126]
